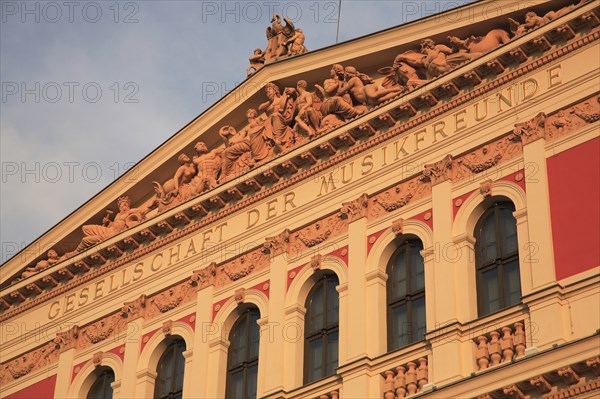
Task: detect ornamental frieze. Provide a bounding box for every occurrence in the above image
[2,19,599,320]
[10,0,596,287]
[0,340,60,385]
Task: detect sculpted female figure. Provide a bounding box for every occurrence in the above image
[337,66,403,106]
[259,83,297,151]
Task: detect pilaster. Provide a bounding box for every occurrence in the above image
[190,285,214,399]
[54,348,75,399]
[346,216,368,362]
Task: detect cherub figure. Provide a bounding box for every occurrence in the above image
[286,28,307,55]
[247,48,266,76]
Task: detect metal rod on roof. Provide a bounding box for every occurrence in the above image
[335,0,342,43]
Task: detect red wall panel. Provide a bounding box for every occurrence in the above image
[5,374,56,399]
[548,137,600,280]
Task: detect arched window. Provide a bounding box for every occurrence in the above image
[387,238,426,352]
[475,201,521,317]
[226,307,260,399]
[87,367,115,399]
[304,273,339,384]
[154,338,186,399]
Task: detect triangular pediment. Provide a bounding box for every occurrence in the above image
[1,0,596,301]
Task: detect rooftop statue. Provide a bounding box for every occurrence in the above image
[247,14,308,76]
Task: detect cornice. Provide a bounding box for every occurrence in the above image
[1,7,599,320]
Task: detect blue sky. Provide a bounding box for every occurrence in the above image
[0,0,475,262]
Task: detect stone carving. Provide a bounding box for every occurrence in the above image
[120,294,146,319]
[259,82,298,152]
[572,100,600,123]
[247,48,266,76]
[310,254,323,271]
[480,180,493,198]
[420,154,458,185]
[191,262,217,288]
[294,80,322,137]
[447,29,510,61]
[12,1,592,288]
[373,187,413,212]
[530,376,552,394]
[392,219,404,235]
[458,145,503,173]
[92,351,103,367]
[153,154,197,212]
[192,142,222,192]
[511,112,547,144]
[263,229,290,255]
[234,288,245,304]
[54,325,79,352]
[0,341,59,384]
[339,193,369,221]
[162,320,173,336]
[151,288,183,313]
[295,221,332,248]
[557,366,580,385]
[76,196,157,252]
[503,384,526,399]
[82,320,114,344]
[509,2,584,37]
[12,249,60,283]
[248,13,308,75]
[221,251,264,281]
[336,65,403,106]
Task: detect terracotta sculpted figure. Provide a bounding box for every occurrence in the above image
[336,66,403,106]
[192,142,222,192]
[420,38,455,79]
[13,249,61,283]
[76,196,157,252]
[317,78,365,131]
[378,55,428,90]
[294,80,322,137]
[153,153,197,210]
[247,48,266,76]
[259,82,297,151]
[286,28,307,55]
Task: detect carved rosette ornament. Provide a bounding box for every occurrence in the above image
[339,193,369,222]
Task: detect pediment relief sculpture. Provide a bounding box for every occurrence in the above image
[11,0,593,286]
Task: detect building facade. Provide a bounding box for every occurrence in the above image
[1,0,599,398]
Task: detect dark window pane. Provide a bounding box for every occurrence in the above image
[504,260,521,307]
[412,296,426,343]
[307,338,323,382]
[154,340,185,399]
[226,308,260,399]
[391,303,408,350]
[305,274,339,384]
[326,331,339,375]
[247,365,258,399]
[482,268,500,314]
[411,249,425,292]
[87,369,115,399]
[500,208,518,255]
[391,252,407,299]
